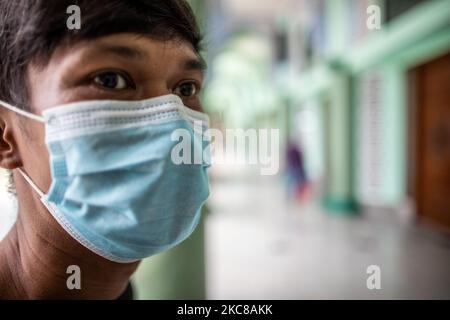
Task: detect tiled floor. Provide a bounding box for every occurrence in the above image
[205,170,450,299]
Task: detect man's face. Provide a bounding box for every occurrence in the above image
[13,33,205,193]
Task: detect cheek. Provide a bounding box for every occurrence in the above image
[27,67,58,114]
[17,119,52,192]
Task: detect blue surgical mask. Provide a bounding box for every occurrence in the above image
[0,94,210,263]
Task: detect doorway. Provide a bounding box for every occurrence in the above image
[409,52,450,231]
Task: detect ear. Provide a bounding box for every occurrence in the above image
[0,115,22,169]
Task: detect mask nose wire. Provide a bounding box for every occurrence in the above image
[17,168,45,198]
[0,100,45,123]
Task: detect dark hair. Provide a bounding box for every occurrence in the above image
[0,0,202,110]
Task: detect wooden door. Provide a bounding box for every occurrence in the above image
[414,52,450,230]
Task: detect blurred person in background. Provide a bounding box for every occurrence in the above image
[285,140,310,201]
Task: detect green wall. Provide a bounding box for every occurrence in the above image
[287,0,450,211]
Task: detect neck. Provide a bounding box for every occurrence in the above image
[0,173,140,299]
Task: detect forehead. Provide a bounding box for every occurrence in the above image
[46,33,204,70]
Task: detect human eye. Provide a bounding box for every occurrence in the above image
[173,81,201,98]
[92,70,136,91]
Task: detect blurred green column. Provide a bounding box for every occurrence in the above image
[320,0,357,213]
[132,208,207,299]
[188,0,207,30]
[322,68,358,213]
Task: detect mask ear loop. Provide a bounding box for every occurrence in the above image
[0,100,45,123]
[17,168,45,198]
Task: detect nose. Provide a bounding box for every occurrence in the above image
[139,82,172,100]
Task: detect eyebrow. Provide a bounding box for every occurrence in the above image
[183,56,207,73]
[91,43,207,72]
[94,44,145,60]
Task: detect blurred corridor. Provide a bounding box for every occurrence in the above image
[206,164,450,299]
[199,0,450,299]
